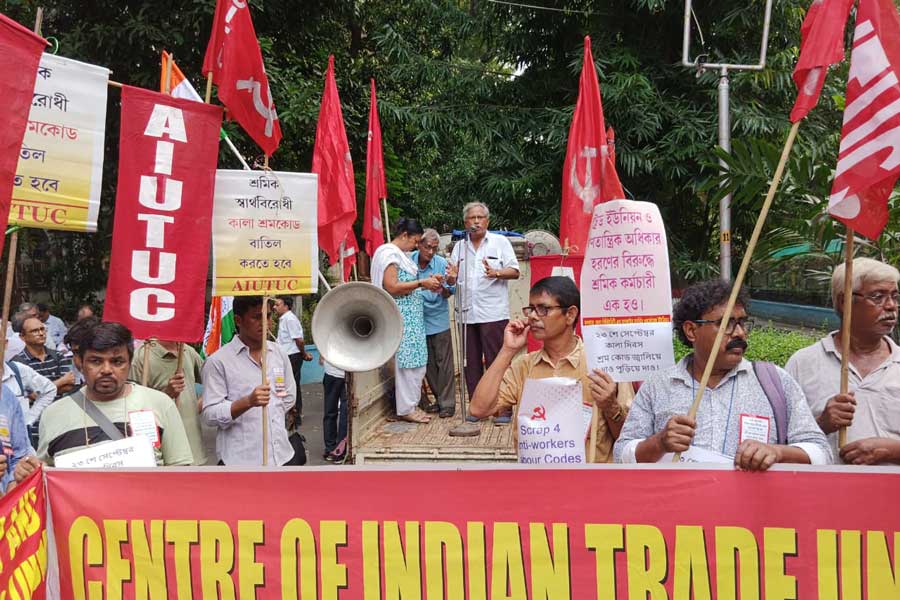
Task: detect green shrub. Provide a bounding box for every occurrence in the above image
[673,326,821,367]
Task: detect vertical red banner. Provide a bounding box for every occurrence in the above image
[104,86,222,341]
[0,468,47,599]
[0,14,46,258]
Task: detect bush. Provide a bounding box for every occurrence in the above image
[673,326,821,367]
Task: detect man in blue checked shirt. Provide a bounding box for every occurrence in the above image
[413,229,459,418]
[0,384,34,492]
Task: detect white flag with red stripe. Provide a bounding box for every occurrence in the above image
[828,0,900,239]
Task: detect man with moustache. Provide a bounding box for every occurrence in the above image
[614,279,830,470]
[13,322,193,475]
[787,258,900,465]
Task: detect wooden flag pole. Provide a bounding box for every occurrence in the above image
[204,73,214,104]
[163,53,174,95]
[588,407,599,463]
[838,230,855,449]
[674,120,802,462]
[0,232,19,362]
[382,198,391,236]
[261,296,269,466]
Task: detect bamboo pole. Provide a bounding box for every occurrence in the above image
[261,296,269,466]
[588,406,599,463]
[0,232,19,362]
[339,240,346,284]
[382,198,391,236]
[204,73,214,104]
[674,119,802,462]
[163,54,174,95]
[838,230,855,449]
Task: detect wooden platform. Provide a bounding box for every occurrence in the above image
[354,395,517,464]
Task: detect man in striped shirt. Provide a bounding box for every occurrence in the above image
[12,315,74,399]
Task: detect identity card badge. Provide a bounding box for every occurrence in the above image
[738,414,771,444]
[128,410,161,448]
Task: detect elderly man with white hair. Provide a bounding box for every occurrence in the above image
[449,202,520,423]
[786,257,900,465]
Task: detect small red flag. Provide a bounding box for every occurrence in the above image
[559,36,625,253]
[312,56,357,267]
[828,0,900,239]
[202,0,282,156]
[0,14,45,258]
[364,79,387,256]
[790,0,854,123]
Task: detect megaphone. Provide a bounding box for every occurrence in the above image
[311,282,403,372]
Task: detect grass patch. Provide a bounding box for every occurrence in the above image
[673,326,822,367]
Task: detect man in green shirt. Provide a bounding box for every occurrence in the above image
[131,340,208,465]
[13,322,193,479]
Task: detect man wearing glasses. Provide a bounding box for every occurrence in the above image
[614,279,830,470]
[787,258,900,465]
[469,276,626,462]
[413,229,459,418]
[12,316,74,400]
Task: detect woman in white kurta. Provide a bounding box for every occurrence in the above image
[370,218,444,423]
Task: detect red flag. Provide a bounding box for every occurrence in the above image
[312,55,357,266]
[104,86,223,341]
[790,0,855,122]
[364,79,387,256]
[202,0,281,156]
[560,36,625,253]
[828,0,900,239]
[0,467,47,598]
[0,14,45,258]
[342,230,359,283]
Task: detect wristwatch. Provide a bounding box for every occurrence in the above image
[606,406,624,423]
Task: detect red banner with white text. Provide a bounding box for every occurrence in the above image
[0,468,47,599]
[104,86,222,342]
[46,466,900,598]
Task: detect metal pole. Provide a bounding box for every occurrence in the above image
[718,67,732,281]
[449,234,480,437]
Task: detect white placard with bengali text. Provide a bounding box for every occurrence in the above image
[54,436,156,469]
[517,377,591,466]
[580,200,675,381]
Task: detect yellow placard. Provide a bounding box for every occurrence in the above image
[11,53,109,232]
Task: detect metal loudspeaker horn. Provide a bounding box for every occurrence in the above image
[311,282,403,373]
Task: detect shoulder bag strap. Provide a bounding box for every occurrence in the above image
[752,361,788,445]
[70,390,125,441]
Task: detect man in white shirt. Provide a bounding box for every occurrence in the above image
[449,202,520,422]
[274,296,312,424]
[786,258,900,464]
[36,303,67,349]
[3,360,56,427]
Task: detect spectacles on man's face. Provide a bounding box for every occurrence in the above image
[420,243,440,252]
[691,317,754,335]
[522,304,566,318]
[25,326,46,335]
[852,291,900,307]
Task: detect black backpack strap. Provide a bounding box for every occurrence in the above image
[70,390,125,442]
[753,361,788,445]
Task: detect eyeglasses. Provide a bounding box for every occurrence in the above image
[691,317,754,335]
[852,291,900,307]
[522,305,566,317]
[24,327,46,335]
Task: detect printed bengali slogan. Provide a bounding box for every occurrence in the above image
[212,170,318,296]
[11,54,109,233]
[580,200,675,381]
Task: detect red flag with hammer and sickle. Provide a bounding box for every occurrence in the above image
[559,36,625,253]
[828,0,900,239]
[202,0,282,156]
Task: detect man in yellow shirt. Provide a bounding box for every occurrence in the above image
[469,276,628,462]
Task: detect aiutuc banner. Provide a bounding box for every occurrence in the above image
[11,53,109,232]
[0,469,48,599]
[212,170,318,296]
[46,466,900,598]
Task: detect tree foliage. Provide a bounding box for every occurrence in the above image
[0,0,881,306]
